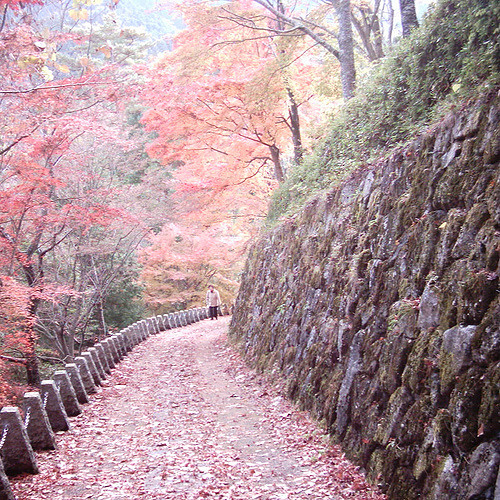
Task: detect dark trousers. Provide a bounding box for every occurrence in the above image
[208,306,218,319]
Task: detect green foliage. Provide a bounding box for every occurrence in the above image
[103,269,145,331]
[269,0,500,221]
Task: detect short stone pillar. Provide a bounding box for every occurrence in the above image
[65,363,89,404]
[180,311,188,327]
[170,313,178,328]
[100,340,115,370]
[193,309,200,322]
[0,407,38,476]
[156,315,165,331]
[169,313,178,328]
[53,371,81,417]
[106,335,122,366]
[75,356,97,393]
[40,380,70,432]
[0,458,15,499]
[114,334,126,356]
[89,347,106,380]
[117,330,129,353]
[162,314,171,330]
[95,343,110,374]
[22,392,56,450]
[139,321,148,341]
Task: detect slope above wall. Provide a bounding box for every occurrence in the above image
[229,90,500,499]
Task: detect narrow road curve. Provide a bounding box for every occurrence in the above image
[13,317,386,500]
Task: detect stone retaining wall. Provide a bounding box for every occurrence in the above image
[229,90,500,499]
[0,306,224,499]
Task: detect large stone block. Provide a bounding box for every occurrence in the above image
[53,370,81,417]
[22,392,56,450]
[0,407,38,476]
[65,363,89,404]
[75,356,97,394]
[40,380,70,432]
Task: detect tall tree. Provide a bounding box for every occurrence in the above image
[399,0,419,37]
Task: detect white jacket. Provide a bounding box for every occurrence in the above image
[206,289,221,307]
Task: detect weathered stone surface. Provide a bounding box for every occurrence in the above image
[75,356,97,393]
[230,91,500,499]
[53,370,81,417]
[81,352,101,386]
[0,407,38,476]
[65,363,89,404]
[0,458,15,499]
[40,380,70,432]
[95,343,110,374]
[101,339,116,369]
[22,392,57,450]
[89,347,106,380]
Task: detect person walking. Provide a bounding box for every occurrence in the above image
[206,285,221,320]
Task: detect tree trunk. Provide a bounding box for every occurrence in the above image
[25,328,41,386]
[269,144,285,183]
[287,88,303,165]
[335,0,356,99]
[399,0,419,38]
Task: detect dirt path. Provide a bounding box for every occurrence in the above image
[12,317,386,500]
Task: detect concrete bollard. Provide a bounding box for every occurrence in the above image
[100,340,115,370]
[169,313,178,328]
[40,380,70,432]
[75,356,97,393]
[89,347,106,380]
[81,352,102,386]
[65,363,89,404]
[0,458,15,499]
[22,392,56,450]
[0,407,38,476]
[95,343,110,374]
[53,371,81,417]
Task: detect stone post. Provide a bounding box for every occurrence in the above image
[0,458,15,499]
[65,363,89,404]
[95,343,110,374]
[89,347,106,380]
[101,340,115,370]
[22,392,56,450]
[107,337,120,363]
[81,352,102,386]
[53,371,81,417]
[156,315,165,332]
[0,407,38,476]
[40,380,70,432]
[75,356,97,394]
[162,314,171,330]
[112,334,124,358]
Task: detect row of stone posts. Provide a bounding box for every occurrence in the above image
[0,306,214,500]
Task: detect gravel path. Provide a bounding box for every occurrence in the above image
[12,317,386,500]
